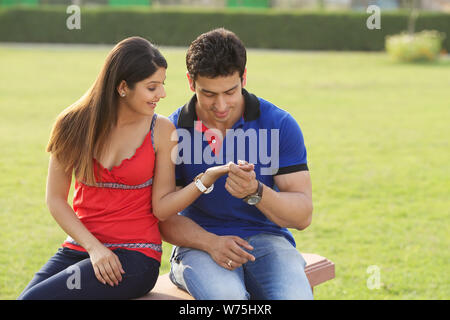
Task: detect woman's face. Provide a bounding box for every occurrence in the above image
[119,67,167,117]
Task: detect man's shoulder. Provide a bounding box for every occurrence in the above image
[168,106,184,127]
[254,96,297,127]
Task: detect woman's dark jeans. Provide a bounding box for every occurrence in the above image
[18,247,160,300]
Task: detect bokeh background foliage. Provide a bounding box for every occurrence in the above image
[0,7,449,51]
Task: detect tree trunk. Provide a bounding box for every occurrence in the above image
[407,0,419,35]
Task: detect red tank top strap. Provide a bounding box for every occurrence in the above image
[150,113,157,153]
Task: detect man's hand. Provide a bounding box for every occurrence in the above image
[206,235,255,270]
[225,161,258,199]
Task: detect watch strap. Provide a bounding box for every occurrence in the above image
[194,173,214,194]
[243,180,263,204]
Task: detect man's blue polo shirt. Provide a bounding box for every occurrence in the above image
[168,89,308,247]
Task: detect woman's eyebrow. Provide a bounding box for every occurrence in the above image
[146,78,166,85]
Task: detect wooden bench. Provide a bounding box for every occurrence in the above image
[137,253,335,300]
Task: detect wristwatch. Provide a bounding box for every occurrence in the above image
[194,173,214,194]
[243,180,263,205]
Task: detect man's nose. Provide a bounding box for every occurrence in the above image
[215,95,227,110]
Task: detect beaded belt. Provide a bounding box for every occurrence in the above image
[65,236,162,252]
[81,177,153,190]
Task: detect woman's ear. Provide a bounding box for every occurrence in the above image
[117,80,128,97]
[186,72,195,92]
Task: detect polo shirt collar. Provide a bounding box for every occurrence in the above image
[177,88,260,128]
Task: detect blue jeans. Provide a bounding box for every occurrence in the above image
[169,233,314,300]
[18,247,160,300]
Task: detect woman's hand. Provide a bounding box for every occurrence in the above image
[88,244,125,286]
[202,161,254,187]
[201,163,230,187]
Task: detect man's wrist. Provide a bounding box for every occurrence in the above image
[201,232,219,254]
[243,180,264,205]
[248,179,259,197]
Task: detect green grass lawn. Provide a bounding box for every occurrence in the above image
[0,44,449,300]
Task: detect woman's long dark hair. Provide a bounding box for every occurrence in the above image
[47,37,167,185]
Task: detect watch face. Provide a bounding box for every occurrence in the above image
[247,196,260,205]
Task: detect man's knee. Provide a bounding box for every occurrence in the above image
[197,287,249,300]
[271,282,314,300]
[182,266,249,300]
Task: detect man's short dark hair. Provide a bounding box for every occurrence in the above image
[186,28,247,82]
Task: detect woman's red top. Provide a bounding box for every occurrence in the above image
[62,114,161,262]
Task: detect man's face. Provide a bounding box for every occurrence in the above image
[189,70,246,126]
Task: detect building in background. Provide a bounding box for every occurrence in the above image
[421,0,450,11]
[2,0,449,11]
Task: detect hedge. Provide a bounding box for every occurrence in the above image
[0,6,449,51]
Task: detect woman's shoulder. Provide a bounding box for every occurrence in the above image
[152,114,177,152]
[154,114,176,132]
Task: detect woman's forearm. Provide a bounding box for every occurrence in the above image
[47,198,102,252]
[153,182,203,222]
[153,165,229,221]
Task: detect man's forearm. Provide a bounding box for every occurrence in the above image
[255,184,313,230]
[159,214,216,252]
[160,214,256,270]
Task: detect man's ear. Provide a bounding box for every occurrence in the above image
[241,68,247,88]
[186,72,195,92]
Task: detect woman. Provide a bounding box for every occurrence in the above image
[18,36,230,300]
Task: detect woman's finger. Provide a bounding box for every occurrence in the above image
[98,263,115,286]
[105,261,120,286]
[114,254,125,274]
[109,255,124,283]
[93,265,106,285]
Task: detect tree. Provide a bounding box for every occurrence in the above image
[317,0,325,10]
[404,0,420,35]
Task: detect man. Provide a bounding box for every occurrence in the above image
[160,28,313,300]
